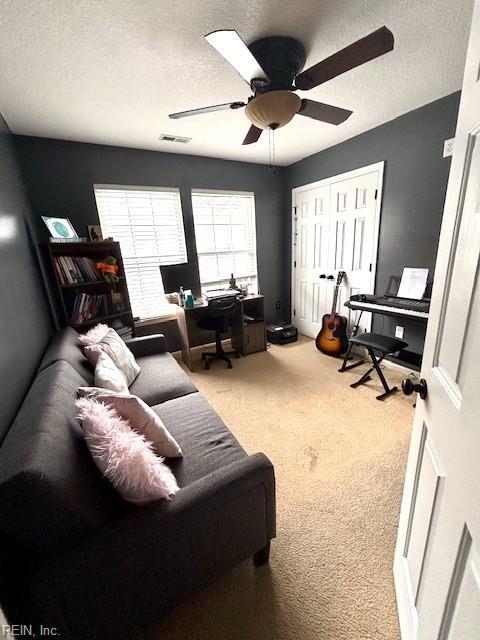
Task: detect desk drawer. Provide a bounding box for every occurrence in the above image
[244,323,266,355]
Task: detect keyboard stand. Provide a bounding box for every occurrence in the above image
[338,310,365,373]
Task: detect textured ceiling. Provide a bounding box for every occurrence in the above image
[0,0,473,165]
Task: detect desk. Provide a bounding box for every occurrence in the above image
[175,294,266,371]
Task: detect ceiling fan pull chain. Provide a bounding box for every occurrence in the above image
[268,129,272,171]
[268,129,276,174]
[272,129,276,171]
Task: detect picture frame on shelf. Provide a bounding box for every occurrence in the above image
[87,224,103,242]
[42,216,79,240]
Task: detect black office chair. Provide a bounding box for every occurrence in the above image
[196,296,239,370]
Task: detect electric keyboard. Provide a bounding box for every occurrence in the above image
[345,295,429,320]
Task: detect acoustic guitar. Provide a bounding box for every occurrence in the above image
[315,271,349,356]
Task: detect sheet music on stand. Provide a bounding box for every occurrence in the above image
[397,267,429,300]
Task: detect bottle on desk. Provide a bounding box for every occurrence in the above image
[178,286,185,307]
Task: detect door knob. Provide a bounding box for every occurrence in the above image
[402,378,428,400]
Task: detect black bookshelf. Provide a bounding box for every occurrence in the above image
[48,241,134,334]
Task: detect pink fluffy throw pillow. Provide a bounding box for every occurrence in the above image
[76,397,179,505]
[78,323,110,346]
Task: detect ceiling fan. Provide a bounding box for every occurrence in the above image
[169,27,394,145]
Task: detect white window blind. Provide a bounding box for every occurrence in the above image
[191,191,258,292]
[94,185,187,320]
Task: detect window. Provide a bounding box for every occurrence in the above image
[94,185,187,320]
[191,191,258,292]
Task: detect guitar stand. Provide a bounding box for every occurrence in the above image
[338,310,365,373]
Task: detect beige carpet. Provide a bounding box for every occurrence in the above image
[147,335,412,640]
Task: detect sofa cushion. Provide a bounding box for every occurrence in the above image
[128,352,197,406]
[152,393,246,487]
[0,361,127,554]
[38,327,94,384]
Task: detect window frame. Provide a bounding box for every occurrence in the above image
[93,183,187,322]
[191,188,259,292]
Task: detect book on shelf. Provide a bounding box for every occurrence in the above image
[53,255,102,285]
[111,319,134,341]
[70,293,109,325]
[110,291,125,312]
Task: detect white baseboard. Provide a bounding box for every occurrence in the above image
[172,339,232,361]
[383,358,418,377]
[352,345,419,377]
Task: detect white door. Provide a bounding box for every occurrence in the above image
[329,171,380,332]
[292,164,382,338]
[394,5,480,639]
[293,184,331,337]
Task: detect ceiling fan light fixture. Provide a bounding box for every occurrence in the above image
[245,90,301,130]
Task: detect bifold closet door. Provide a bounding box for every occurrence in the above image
[293,185,331,338]
[329,170,378,334]
[293,169,380,338]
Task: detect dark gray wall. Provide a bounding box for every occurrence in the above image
[285,91,461,354]
[14,137,287,351]
[11,91,460,357]
[0,117,52,442]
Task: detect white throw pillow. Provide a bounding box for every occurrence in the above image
[78,387,183,458]
[76,397,179,505]
[84,328,140,386]
[94,351,129,393]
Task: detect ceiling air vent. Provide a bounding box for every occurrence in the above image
[159,134,191,144]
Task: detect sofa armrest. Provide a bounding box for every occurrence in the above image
[139,451,276,539]
[66,452,275,551]
[33,453,275,638]
[125,334,167,357]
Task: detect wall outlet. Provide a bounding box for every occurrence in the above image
[443,138,455,158]
[395,325,404,339]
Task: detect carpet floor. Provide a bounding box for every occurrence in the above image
[147,335,412,640]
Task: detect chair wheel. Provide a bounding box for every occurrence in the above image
[205,362,210,370]
[227,361,232,369]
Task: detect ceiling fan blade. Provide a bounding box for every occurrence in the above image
[169,101,245,119]
[298,99,353,125]
[242,125,263,145]
[295,26,394,90]
[205,30,269,85]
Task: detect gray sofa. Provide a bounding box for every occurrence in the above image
[0,328,276,639]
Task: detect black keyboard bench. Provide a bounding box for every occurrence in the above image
[346,333,408,400]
